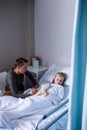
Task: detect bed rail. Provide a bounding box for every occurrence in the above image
[41,107,68,130]
[0,126,12,130]
[43,98,68,119]
[36,98,68,130]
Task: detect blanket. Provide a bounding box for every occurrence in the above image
[0,84,64,130]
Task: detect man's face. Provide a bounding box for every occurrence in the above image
[18,63,28,74]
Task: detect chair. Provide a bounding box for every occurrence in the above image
[0,71,7,96]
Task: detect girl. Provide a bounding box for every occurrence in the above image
[35,72,66,96]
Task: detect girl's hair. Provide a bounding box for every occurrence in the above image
[52,72,66,85]
[14,57,28,68]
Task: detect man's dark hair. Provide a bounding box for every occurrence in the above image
[14,57,28,68]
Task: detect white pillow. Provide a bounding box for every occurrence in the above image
[61,67,70,86]
[39,65,64,85]
[39,65,70,86]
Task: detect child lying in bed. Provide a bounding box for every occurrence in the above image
[24,72,66,96]
[36,72,66,96]
[35,72,66,96]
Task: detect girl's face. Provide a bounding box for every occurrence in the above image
[54,74,64,85]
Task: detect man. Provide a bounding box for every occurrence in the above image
[6,57,39,98]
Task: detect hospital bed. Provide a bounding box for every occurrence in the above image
[37,102,68,130]
[0,65,70,130]
[37,64,70,130]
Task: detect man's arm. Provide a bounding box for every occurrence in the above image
[25,71,39,87]
[7,71,29,98]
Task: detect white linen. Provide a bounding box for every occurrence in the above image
[24,84,64,105]
[0,84,64,112]
[39,65,63,85]
[0,96,53,130]
[0,84,64,130]
[61,67,70,86]
[0,104,68,130]
[39,65,70,86]
[46,84,64,105]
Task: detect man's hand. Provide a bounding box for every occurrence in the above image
[34,84,39,89]
[31,88,38,95]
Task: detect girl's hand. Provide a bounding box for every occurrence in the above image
[43,92,49,96]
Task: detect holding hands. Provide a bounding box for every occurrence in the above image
[31,88,38,95]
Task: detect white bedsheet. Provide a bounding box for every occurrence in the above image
[0,93,63,129]
[0,85,67,130]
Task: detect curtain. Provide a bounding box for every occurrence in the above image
[67,0,87,130]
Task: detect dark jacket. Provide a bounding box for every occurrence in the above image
[6,70,37,98]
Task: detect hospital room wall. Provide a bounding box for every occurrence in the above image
[0,0,76,71]
[0,0,34,71]
[34,0,76,67]
[0,0,25,71]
